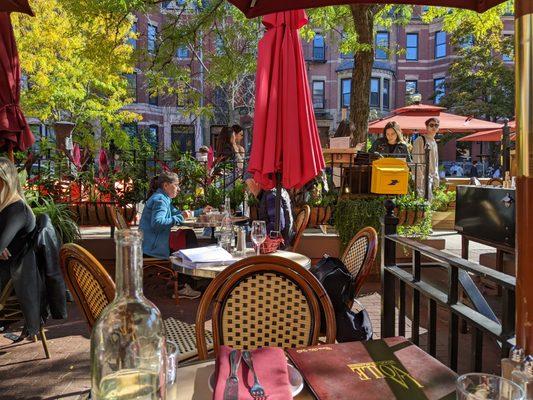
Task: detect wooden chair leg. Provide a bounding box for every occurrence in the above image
[40,327,51,359]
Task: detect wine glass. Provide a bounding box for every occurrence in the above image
[251,220,267,256]
[456,373,524,400]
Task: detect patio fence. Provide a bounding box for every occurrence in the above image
[323,147,432,200]
[381,200,515,372]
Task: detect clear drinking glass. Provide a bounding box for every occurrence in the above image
[251,220,267,256]
[456,373,524,400]
[91,229,167,400]
[166,341,179,400]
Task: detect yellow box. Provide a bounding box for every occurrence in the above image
[371,158,409,195]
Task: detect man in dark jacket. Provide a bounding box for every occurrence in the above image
[245,176,294,248]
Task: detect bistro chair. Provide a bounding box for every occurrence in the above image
[195,255,336,359]
[0,279,50,358]
[340,227,378,302]
[107,205,180,304]
[290,205,310,253]
[59,243,213,361]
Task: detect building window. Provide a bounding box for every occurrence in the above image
[312,81,325,109]
[405,80,418,95]
[148,91,158,106]
[128,22,137,49]
[176,46,190,59]
[375,31,389,60]
[460,34,474,49]
[147,24,157,53]
[341,78,351,108]
[123,123,138,139]
[162,0,172,8]
[503,35,513,61]
[313,34,325,61]
[171,125,195,153]
[370,78,380,107]
[383,78,390,109]
[435,31,447,59]
[147,125,159,150]
[406,33,418,61]
[340,33,353,59]
[125,73,137,101]
[434,78,445,104]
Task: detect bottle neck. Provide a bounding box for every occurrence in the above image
[115,239,144,299]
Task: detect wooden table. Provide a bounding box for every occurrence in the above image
[173,360,313,400]
[170,249,312,279]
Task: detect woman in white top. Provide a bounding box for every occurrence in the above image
[412,118,440,199]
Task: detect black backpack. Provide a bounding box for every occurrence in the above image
[311,256,373,342]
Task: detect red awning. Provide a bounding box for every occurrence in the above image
[0,12,35,151]
[368,104,503,135]
[248,10,325,190]
[227,0,505,19]
[458,120,516,142]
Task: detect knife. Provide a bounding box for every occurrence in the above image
[223,350,242,400]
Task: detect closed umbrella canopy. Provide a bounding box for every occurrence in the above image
[458,120,516,142]
[368,104,503,135]
[248,10,325,190]
[0,12,35,151]
[0,0,33,16]
[228,0,505,19]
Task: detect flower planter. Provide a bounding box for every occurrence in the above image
[294,206,333,227]
[65,202,136,226]
[394,208,425,226]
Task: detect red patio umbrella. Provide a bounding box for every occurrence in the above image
[248,9,325,191]
[0,11,35,154]
[227,0,505,19]
[0,0,33,15]
[458,120,516,142]
[368,103,503,135]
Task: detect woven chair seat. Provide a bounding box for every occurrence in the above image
[164,317,213,362]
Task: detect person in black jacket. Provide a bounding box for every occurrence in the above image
[0,158,67,338]
[369,121,412,161]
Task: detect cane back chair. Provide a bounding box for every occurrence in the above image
[291,205,310,252]
[107,206,179,304]
[340,227,378,300]
[59,243,213,361]
[195,255,336,359]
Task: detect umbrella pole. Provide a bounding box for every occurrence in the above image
[275,172,281,233]
[7,146,13,163]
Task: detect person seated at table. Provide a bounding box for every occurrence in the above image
[245,174,294,249]
[139,171,211,298]
[368,121,412,161]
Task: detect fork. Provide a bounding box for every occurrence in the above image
[242,350,266,399]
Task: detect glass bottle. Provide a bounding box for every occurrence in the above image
[502,346,525,381]
[219,196,234,252]
[512,355,533,399]
[91,229,167,400]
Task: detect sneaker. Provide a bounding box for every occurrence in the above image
[176,284,202,300]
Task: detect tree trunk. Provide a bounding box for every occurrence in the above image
[349,4,376,146]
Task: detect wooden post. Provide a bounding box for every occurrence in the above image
[515,0,533,352]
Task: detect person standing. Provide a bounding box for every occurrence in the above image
[413,118,440,199]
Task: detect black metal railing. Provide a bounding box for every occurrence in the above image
[381,200,515,372]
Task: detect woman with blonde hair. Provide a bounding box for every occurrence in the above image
[369,121,411,161]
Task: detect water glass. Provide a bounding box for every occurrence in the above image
[251,220,267,256]
[456,373,524,400]
[166,340,179,399]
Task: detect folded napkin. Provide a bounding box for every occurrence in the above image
[213,346,293,400]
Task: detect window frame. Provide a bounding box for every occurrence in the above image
[125,73,137,101]
[383,78,390,110]
[147,24,158,54]
[176,46,190,59]
[312,80,325,109]
[433,77,446,104]
[148,91,159,106]
[370,77,380,108]
[375,31,390,60]
[406,33,419,61]
[313,34,325,61]
[435,31,447,59]
[405,80,418,95]
[340,78,351,109]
